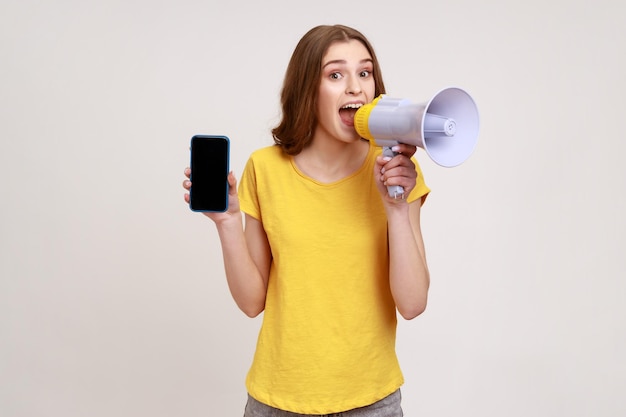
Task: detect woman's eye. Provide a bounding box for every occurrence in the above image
[330,72,342,80]
[360,70,371,78]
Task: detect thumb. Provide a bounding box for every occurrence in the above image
[227,171,238,195]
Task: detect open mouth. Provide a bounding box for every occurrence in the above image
[339,103,363,125]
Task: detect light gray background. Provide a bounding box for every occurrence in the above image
[1,0,624,416]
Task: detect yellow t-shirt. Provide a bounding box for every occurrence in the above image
[238,140,429,414]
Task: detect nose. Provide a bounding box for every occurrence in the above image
[346,76,362,95]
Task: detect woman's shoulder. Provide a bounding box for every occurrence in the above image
[249,144,287,161]
[245,144,291,175]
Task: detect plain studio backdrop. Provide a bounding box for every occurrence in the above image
[1,0,624,416]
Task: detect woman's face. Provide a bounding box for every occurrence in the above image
[315,39,376,144]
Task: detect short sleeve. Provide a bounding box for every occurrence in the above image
[407,156,430,205]
[238,155,262,220]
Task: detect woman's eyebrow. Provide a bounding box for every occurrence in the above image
[322,58,373,68]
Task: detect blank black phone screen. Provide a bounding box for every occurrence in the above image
[189,135,229,212]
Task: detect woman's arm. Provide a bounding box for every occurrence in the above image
[184,169,271,317]
[375,146,430,320]
[215,212,271,317]
[385,200,429,320]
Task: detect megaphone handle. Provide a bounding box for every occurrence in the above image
[383,146,405,199]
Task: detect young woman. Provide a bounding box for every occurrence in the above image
[183,24,430,417]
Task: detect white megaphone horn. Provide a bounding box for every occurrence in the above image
[354,86,480,198]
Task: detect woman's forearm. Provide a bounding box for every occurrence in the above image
[386,202,430,320]
[215,213,269,318]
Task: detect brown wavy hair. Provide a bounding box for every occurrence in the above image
[272,25,386,155]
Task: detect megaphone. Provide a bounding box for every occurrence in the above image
[354,86,479,198]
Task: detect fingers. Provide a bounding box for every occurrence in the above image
[391,143,417,157]
[182,167,192,191]
[376,153,415,173]
[376,154,417,191]
[183,167,191,203]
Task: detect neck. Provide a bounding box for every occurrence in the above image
[294,139,369,183]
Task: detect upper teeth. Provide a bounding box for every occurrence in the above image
[342,103,362,109]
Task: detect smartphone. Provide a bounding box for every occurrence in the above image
[189,135,230,212]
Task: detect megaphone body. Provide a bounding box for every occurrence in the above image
[354,87,479,198]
